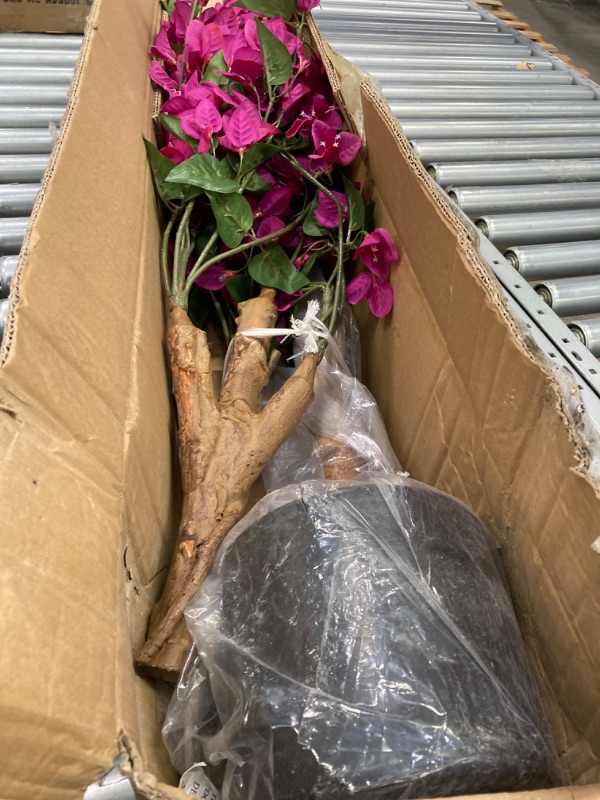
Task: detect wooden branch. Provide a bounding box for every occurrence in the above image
[137,291,319,678]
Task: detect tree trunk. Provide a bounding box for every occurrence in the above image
[136,289,319,677]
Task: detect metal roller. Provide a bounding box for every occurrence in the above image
[0,254,17,297]
[326,30,516,44]
[0,49,79,67]
[569,318,600,356]
[389,102,600,119]
[313,6,483,20]
[0,66,73,85]
[0,105,65,127]
[326,41,530,55]
[413,137,600,165]
[0,185,40,217]
[371,70,573,84]
[504,242,600,280]
[0,130,55,155]
[381,85,596,101]
[400,119,600,139]
[0,33,82,50]
[0,155,50,183]
[448,183,600,216]
[429,159,600,187]
[0,85,70,105]
[315,0,471,9]
[348,55,553,70]
[535,277,600,318]
[0,296,8,341]
[476,210,600,248]
[0,217,29,255]
[316,0,600,395]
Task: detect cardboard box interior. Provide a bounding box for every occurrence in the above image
[0,1,599,798]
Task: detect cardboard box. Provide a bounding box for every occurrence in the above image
[0,0,599,798]
[0,0,91,34]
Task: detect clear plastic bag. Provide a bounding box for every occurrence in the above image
[163,475,561,799]
[162,311,561,799]
[262,310,401,492]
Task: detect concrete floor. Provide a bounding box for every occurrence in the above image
[497,0,600,81]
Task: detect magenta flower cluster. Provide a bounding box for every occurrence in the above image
[149,0,397,323]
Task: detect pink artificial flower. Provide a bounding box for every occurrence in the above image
[297,0,321,10]
[256,216,285,239]
[314,189,347,229]
[285,93,340,137]
[275,290,302,312]
[160,137,195,165]
[255,165,276,188]
[181,99,223,153]
[151,21,177,65]
[171,0,194,43]
[257,186,293,219]
[185,20,225,71]
[354,228,398,273]
[149,60,179,95]
[268,153,303,185]
[301,54,336,101]
[173,76,233,118]
[161,95,189,116]
[346,229,398,317]
[309,120,361,166]
[224,28,250,64]
[220,99,279,154]
[279,81,312,119]
[244,17,303,58]
[220,46,264,85]
[212,5,240,35]
[346,270,394,317]
[264,18,304,58]
[195,263,234,291]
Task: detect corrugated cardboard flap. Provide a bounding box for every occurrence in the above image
[0,0,178,796]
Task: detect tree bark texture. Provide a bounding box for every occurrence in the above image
[136,289,319,677]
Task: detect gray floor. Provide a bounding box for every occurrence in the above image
[498,0,600,81]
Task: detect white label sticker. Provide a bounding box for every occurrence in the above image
[178,763,221,800]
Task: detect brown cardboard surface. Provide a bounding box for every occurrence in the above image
[0,0,91,34]
[0,0,599,798]
[0,0,178,796]
[354,85,600,788]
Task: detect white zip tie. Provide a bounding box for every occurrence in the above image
[242,300,326,357]
[222,300,347,377]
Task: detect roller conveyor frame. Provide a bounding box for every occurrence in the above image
[313,0,600,451]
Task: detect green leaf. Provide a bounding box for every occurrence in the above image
[301,252,319,276]
[244,171,271,193]
[166,153,240,194]
[248,244,310,293]
[144,137,199,203]
[203,50,229,86]
[160,0,176,13]
[281,136,309,152]
[225,273,252,305]
[207,191,253,248]
[233,0,293,21]
[302,208,328,238]
[158,113,197,148]
[342,174,365,232]
[240,143,280,175]
[256,19,293,87]
[144,137,173,196]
